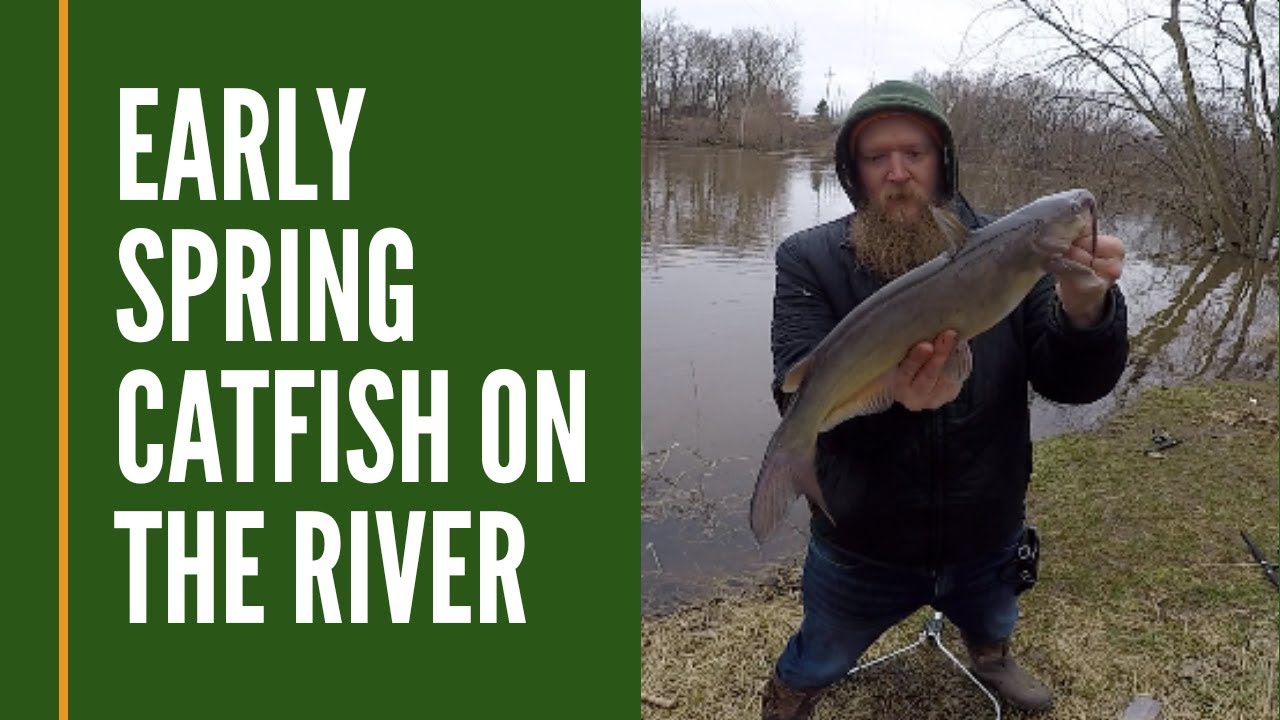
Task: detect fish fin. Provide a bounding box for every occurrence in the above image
[818,369,895,432]
[781,355,814,393]
[945,339,973,385]
[750,435,826,543]
[930,206,969,253]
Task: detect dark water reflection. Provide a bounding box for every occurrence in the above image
[640,144,1278,614]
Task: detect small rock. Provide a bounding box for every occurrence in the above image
[1122,694,1162,720]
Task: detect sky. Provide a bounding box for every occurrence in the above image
[638,0,1168,116]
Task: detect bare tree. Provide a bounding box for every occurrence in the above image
[706,35,739,129]
[662,21,693,121]
[640,11,672,131]
[994,0,1278,256]
[732,27,803,146]
[640,11,809,149]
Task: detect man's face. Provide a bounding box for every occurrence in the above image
[847,115,948,278]
[853,116,941,223]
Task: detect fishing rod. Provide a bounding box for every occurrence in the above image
[1240,530,1279,590]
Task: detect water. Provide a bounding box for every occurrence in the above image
[639,143,1277,614]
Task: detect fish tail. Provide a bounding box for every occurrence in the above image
[749,429,826,544]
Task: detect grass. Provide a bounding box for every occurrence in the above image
[641,380,1279,720]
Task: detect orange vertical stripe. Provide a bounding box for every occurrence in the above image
[59,0,69,717]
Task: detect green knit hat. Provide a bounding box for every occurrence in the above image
[834,80,958,207]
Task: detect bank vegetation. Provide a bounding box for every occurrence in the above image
[641,2,1278,257]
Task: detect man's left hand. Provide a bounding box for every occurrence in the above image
[1054,230,1125,329]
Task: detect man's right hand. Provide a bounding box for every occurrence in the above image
[893,329,963,411]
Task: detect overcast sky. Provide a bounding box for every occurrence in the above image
[638,0,1174,115]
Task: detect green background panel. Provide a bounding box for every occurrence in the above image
[64,2,637,716]
[7,2,59,718]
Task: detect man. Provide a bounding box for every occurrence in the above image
[760,80,1128,719]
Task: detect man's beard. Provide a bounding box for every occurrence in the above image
[850,187,950,279]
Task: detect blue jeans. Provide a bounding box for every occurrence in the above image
[775,530,1024,690]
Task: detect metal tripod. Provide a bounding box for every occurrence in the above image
[845,611,1002,720]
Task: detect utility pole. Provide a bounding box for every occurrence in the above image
[824,66,835,102]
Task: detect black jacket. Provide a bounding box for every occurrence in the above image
[770,199,1129,568]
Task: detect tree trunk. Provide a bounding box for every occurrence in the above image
[1163,0,1249,252]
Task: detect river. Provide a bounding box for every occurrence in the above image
[639,143,1277,613]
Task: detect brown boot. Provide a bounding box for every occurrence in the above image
[965,640,1053,713]
[760,672,826,720]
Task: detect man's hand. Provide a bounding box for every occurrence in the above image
[894,329,963,411]
[1054,230,1125,329]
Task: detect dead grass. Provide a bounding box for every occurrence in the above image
[641,381,1279,720]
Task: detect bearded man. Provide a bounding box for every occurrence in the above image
[760,80,1129,719]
